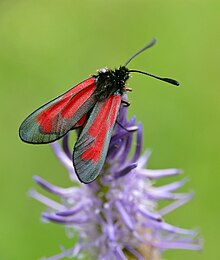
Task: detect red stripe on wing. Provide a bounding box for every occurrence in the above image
[19,77,97,144]
[73,113,88,128]
[61,86,94,119]
[82,95,121,162]
[73,95,121,183]
[62,78,94,99]
[37,81,95,133]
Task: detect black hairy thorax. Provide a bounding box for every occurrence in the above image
[93,66,130,102]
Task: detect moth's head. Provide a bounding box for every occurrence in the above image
[96,66,130,85]
[114,66,130,84]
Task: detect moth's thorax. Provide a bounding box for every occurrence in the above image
[93,66,130,102]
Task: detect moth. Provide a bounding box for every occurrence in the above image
[19,38,179,183]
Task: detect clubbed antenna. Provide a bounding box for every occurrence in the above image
[129,69,180,86]
[124,38,179,86]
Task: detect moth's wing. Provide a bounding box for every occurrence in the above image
[19,78,96,144]
[73,94,121,183]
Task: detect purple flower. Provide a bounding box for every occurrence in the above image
[30,105,201,260]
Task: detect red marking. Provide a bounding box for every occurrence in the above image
[109,96,121,125]
[81,95,121,163]
[73,114,87,128]
[37,78,96,133]
[61,86,94,119]
[37,98,68,133]
[62,78,94,99]
[88,97,112,137]
[81,121,108,163]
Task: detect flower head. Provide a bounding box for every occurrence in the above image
[30,105,201,259]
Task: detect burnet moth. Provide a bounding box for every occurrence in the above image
[19,38,179,184]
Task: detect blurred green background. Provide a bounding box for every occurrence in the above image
[0,0,219,259]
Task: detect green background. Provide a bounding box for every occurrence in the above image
[0,0,219,259]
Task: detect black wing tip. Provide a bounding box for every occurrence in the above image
[19,122,67,144]
[78,178,96,184]
[19,125,30,143]
[72,157,99,184]
[74,166,98,184]
[75,171,98,184]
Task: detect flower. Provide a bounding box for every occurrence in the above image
[30,105,201,260]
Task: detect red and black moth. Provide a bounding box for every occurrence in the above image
[19,38,179,184]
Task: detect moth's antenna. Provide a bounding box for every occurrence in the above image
[124,38,156,67]
[124,38,179,86]
[129,69,180,86]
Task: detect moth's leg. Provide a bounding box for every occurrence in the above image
[121,99,130,107]
[116,120,138,132]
